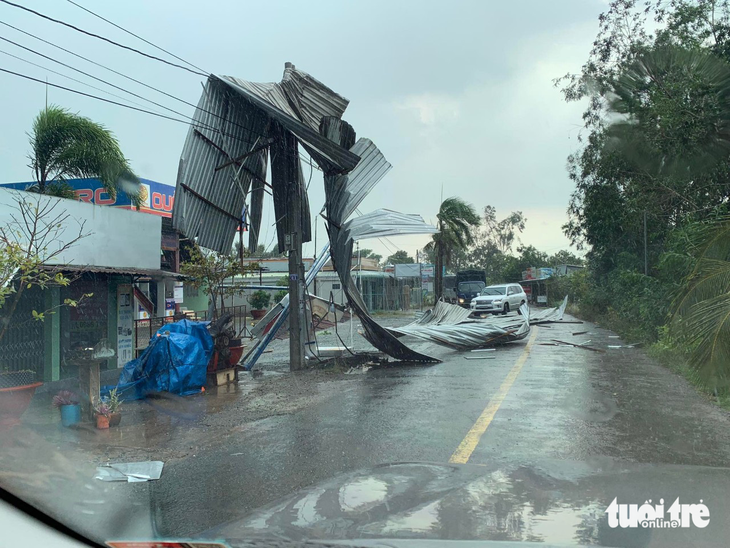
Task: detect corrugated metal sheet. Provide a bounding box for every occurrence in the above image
[217,74,359,174]
[280,63,349,130]
[173,77,269,253]
[173,65,360,254]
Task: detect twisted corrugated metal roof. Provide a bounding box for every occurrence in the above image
[173,65,360,254]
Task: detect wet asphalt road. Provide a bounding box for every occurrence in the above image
[4,309,730,546]
[142,312,730,538]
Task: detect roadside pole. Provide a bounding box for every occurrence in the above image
[271,124,305,371]
[288,175,304,371]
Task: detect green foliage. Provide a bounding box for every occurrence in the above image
[554,1,730,390]
[107,387,123,413]
[273,289,288,304]
[386,250,414,264]
[357,248,382,263]
[234,242,286,259]
[29,106,140,204]
[427,197,481,298]
[181,243,256,316]
[248,290,271,310]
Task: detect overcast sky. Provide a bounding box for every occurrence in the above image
[0,0,604,260]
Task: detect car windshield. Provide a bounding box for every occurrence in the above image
[1,2,728,547]
[482,287,507,295]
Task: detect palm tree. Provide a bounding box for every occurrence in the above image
[426,197,481,300]
[672,219,730,390]
[27,106,140,202]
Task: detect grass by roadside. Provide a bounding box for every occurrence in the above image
[565,303,730,411]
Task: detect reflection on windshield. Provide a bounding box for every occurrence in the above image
[482,288,506,296]
[3,1,730,547]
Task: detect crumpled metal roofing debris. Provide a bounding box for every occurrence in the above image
[173,64,359,255]
[320,131,440,361]
[530,296,568,324]
[401,300,474,328]
[387,297,569,351]
[389,303,531,350]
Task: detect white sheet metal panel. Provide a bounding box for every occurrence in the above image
[0,188,161,270]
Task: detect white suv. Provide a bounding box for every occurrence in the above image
[470,283,527,315]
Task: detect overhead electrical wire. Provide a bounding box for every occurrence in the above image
[0,0,207,76]
[65,0,207,75]
[0,67,192,125]
[0,64,320,174]
[0,47,165,114]
[0,34,200,124]
[0,21,321,169]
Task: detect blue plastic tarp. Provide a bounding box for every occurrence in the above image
[104,319,214,401]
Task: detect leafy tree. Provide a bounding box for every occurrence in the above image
[386,250,414,264]
[233,242,286,259]
[27,106,140,202]
[548,250,584,267]
[425,197,480,299]
[558,1,730,271]
[0,193,89,348]
[181,243,256,316]
[466,206,526,283]
[356,248,382,264]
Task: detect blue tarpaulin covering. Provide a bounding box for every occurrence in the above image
[104,319,214,401]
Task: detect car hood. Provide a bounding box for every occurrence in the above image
[473,295,502,301]
[205,459,730,547]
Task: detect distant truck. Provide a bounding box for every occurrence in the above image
[443,275,457,303]
[455,269,487,307]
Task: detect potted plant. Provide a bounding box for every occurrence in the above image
[93,399,111,429]
[107,388,123,427]
[52,390,81,427]
[0,369,43,429]
[248,290,271,320]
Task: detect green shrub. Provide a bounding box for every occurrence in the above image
[248,290,271,310]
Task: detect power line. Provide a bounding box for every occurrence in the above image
[0,21,322,170]
[0,34,198,124]
[0,47,164,114]
[65,0,207,74]
[0,0,207,76]
[0,67,191,124]
[0,65,325,175]
[0,38,268,153]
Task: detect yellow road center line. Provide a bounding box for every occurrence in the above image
[449,326,540,464]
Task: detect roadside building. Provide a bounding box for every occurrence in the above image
[0,186,185,383]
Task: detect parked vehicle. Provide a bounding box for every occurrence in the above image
[470,283,527,314]
[457,281,486,307]
[455,270,487,307]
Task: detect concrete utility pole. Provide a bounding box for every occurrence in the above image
[271,123,305,371]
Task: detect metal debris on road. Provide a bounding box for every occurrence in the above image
[464,356,496,360]
[95,461,164,483]
[388,303,531,350]
[551,339,605,353]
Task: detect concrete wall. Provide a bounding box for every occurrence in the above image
[0,188,161,270]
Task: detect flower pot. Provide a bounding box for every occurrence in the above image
[108,412,121,427]
[0,381,43,430]
[228,345,244,366]
[96,414,110,429]
[251,309,266,320]
[60,404,82,427]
